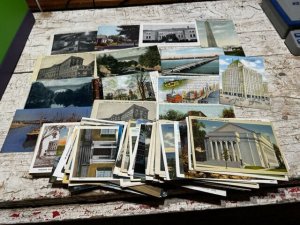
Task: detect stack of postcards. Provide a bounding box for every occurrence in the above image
[1,19,289,197]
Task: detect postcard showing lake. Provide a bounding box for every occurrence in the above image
[96,46,161,77]
[1,107,91,153]
[95,25,140,51]
[219,55,270,110]
[160,47,224,76]
[196,19,245,56]
[157,76,220,104]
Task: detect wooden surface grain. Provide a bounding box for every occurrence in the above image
[1,0,300,223]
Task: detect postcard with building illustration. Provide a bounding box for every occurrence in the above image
[1,107,91,153]
[91,100,157,122]
[158,103,235,121]
[196,20,245,56]
[95,25,140,51]
[69,125,126,181]
[51,31,97,55]
[96,46,161,77]
[157,76,220,104]
[140,22,200,47]
[219,55,270,110]
[102,73,156,101]
[160,47,224,76]
[188,117,288,175]
[29,122,79,174]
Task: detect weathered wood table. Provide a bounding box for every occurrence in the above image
[1,0,300,223]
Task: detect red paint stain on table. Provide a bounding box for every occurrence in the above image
[52,211,60,218]
[10,213,20,218]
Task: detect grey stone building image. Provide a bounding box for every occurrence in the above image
[108,104,149,121]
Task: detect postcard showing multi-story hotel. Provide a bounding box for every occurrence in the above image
[91,100,157,122]
[160,47,223,76]
[219,55,271,110]
[157,76,220,104]
[29,122,79,174]
[140,22,200,47]
[188,117,288,176]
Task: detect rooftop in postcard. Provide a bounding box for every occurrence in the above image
[140,22,200,46]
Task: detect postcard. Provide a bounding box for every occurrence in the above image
[69,125,127,181]
[219,55,270,110]
[91,100,157,122]
[188,117,288,175]
[160,47,224,76]
[102,73,156,101]
[96,46,161,77]
[140,22,200,47]
[157,75,220,104]
[158,103,235,121]
[1,107,91,153]
[95,25,140,51]
[196,19,245,56]
[29,122,78,174]
[51,31,97,55]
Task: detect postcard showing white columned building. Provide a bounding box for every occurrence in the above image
[189,117,288,175]
[219,55,271,110]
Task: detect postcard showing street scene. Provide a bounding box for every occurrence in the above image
[196,20,245,56]
[95,25,140,51]
[219,55,271,110]
[70,126,125,181]
[51,31,97,55]
[140,22,200,46]
[30,123,78,174]
[158,103,235,121]
[189,117,288,175]
[91,100,157,121]
[1,107,91,153]
[157,76,220,104]
[96,46,161,77]
[160,47,224,76]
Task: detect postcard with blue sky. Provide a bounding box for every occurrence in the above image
[160,47,224,76]
[196,19,245,56]
[219,55,270,109]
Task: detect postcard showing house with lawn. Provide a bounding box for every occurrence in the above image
[219,55,270,110]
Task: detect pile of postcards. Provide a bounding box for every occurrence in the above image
[1,19,289,197]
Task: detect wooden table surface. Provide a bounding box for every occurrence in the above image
[1,0,300,223]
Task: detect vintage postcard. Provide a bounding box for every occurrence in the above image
[219,55,270,110]
[196,19,245,56]
[96,46,161,77]
[91,100,157,122]
[69,125,126,181]
[1,107,91,153]
[102,73,156,101]
[51,31,97,55]
[29,122,78,174]
[95,25,140,51]
[140,22,200,47]
[158,103,235,121]
[189,117,288,175]
[160,47,224,76]
[157,75,220,104]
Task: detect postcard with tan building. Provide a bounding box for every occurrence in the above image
[219,55,270,110]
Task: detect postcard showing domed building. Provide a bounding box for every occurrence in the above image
[219,55,271,110]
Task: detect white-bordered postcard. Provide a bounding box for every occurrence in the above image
[139,22,200,47]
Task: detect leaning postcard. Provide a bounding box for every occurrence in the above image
[189,117,288,175]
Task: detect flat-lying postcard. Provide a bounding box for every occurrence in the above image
[95,25,140,51]
[157,76,220,104]
[188,117,288,176]
[196,19,245,56]
[140,22,200,47]
[29,122,79,174]
[160,47,224,76]
[91,100,157,121]
[1,107,91,153]
[219,55,270,110]
[51,31,97,55]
